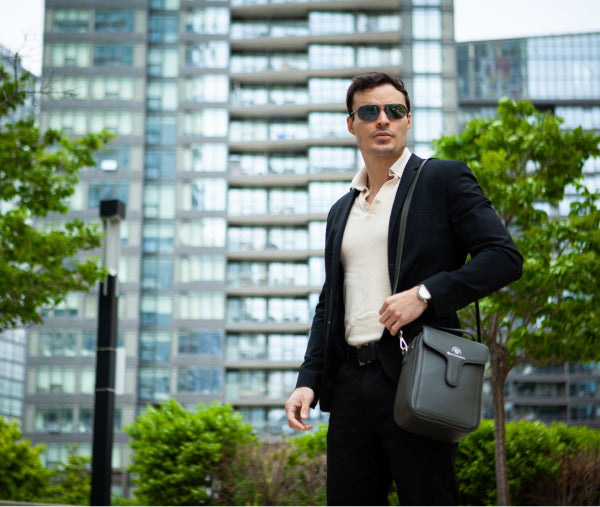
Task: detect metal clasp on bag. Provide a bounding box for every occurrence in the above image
[399,330,409,354]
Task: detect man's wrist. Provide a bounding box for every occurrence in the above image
[416,284,432,306]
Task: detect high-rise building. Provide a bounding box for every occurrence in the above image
[24,0,457,495]
[457,33,600,428]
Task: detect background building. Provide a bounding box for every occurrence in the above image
[21,0,457,495]
[457,32,600,428]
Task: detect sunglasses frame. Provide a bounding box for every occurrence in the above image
[349,103,408,122]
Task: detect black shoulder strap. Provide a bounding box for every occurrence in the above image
[392,157,429,293]
[392,157,482,343]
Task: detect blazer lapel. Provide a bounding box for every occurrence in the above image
[387,154,423,287]
[330,188,358,291]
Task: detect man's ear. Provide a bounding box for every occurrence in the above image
[347,115,355,135]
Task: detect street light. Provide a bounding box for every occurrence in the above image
[90,199,126,506]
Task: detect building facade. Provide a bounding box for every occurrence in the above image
[23,0,457,494]
[458,33,600,428]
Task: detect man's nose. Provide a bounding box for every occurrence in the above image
[376,107,390,124]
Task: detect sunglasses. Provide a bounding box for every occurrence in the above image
[349,103,408,122]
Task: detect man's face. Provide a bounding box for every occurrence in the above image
[347,83,412,161]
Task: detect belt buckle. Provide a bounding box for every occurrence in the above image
[356,343,376,366]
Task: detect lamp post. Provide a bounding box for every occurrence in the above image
[90,199,126,506]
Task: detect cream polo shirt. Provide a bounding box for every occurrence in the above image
[340,149,412,346]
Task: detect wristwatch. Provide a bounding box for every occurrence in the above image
[417,284,432,306]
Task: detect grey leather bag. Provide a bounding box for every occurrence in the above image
[392,158,489,443]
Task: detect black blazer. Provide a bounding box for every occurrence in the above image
[296,154,523,411]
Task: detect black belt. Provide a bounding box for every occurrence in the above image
[346,342,378,367]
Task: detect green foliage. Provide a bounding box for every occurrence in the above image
[456,420,600,505]
[0,416,50,502]
[217,441,327,506]
[0,57,111,332]
[435,99,600,366]
[290,423,328,458]
[125,399,255,506]
[44,447,91,506]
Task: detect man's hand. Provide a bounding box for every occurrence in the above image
[379,286,428,336]
[285,387,315,431]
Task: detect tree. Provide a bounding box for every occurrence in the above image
[44,448,91,506]
[434,98,600,505]
[125,399,255,505]
[0,416,50,502]
[0,54,111,331]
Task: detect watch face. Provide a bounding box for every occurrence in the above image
[419,285,431,301]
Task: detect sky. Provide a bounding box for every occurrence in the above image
[0,0,599,76]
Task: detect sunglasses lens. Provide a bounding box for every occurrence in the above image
[385,104,407,119]
[357,105,380,121]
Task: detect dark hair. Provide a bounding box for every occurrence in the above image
[346,72,411,117]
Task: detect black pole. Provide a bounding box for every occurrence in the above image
[90,273,118,506]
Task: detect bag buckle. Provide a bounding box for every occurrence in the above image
[399,330,409,354]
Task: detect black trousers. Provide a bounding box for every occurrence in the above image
[326,361,459,506]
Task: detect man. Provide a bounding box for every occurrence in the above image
[284,72,523,505]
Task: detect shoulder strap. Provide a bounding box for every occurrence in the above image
[392,157,429,293]
[392,157,482,343]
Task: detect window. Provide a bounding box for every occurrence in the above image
[309,45,354,70]
[50,44,90,67]
[147,48,179,77]
[48,111,87,135]
[308,78,350,104]
[143,184,175,218]
[94,147,131,172]
[183,179,227,211]
[142,258,173,289]
[413,42,442,73]
[95,10,134,32]
[146,114,176,145]
[308,182,349,213]
[93,44,133,66]
[178,330,223,355]
[178,218,226,248]
[53,10,90,32]
[308,112,349,138]
[227,189,267,215]
[225,370,265,399]
[184,75,229,102]
[140,332,171,362]
[35,406,73,433]
[309,147,356,173]
[36,367,76,393]
[413,109,443,143]
[183,109,228,136]
[90,111,133,135]
[185,42,229,68]
[90,76,135,101]
[149,13,179,43]
[412,9,441,39]
[50,77,89,100]
[185,7,229,34]
[178,255,226,282]
[177,367,222,393]
[413,76,443,108]
[143,223,174,254]
[88,182,129,209]
[178,292,225,320]
[182,144,228,172]
[225,334,267,361]
[138,368,170,401]
[145,149,175,179]
[141,295,173,326]
[146,82,178,111]
[38,330,77,357]
[228,227,267,251]
[227,261,268,286]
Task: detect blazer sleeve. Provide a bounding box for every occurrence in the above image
[421,161,523,317]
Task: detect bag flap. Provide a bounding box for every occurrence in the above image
[421,326,490,387]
